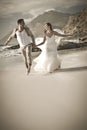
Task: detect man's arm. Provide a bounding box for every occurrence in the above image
[25,26,35,45]
[5,29,16,45]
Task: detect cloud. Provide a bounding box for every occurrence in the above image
[0,0,87,17]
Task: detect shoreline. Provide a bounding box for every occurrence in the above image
[0,47,87,71]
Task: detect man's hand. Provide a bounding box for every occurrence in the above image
[32,43,40,52]
[4,34,13,46]
[4,41,8,46]
[32,43,37,48]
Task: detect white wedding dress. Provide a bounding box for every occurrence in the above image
[34,35,61,73]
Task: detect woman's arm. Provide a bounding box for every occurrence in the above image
[37,36,46,46]
[54,31,72,37]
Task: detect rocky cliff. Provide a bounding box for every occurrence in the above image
[63,7,87,42]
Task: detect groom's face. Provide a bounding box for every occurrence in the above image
[18,20,25,30]
[19,21,25,27]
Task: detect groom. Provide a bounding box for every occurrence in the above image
[5,19,36,75]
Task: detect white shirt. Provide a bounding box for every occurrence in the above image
[16,29,32,48]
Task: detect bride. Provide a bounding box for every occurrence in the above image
[34,23,71,73]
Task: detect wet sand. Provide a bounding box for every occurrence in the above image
[0,49,87,130]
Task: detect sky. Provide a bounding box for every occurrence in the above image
[0,0,87,39]
[0,0,87,17]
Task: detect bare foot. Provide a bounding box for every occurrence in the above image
[27,64,31,75]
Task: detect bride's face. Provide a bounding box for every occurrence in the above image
[44,24,50,31]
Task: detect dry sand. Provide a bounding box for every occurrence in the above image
[0,49,87,130]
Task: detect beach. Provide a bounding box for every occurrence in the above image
[0,0,87,129]
[0,49,87,130]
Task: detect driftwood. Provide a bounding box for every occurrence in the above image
[6,44,41,52]
[58,42,87,50]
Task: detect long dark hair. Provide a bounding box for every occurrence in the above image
[46,23,53,31]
